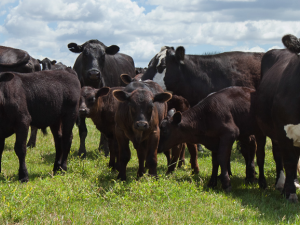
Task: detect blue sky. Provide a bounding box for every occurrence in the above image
[0,0,298,67]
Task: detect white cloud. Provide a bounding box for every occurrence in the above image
[0,0,16,7]
[231,45,265,52]
[0,0,299,67]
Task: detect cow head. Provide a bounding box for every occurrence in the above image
[282,34,300,54]
[158,109,183,153]
[38,58,57,70]
[79,86,110,117]
[68,40,119,86]
[113,88,172,131]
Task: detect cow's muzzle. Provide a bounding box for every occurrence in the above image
[134,121,149,131]
[79,107,89,116]
[87,69,101,80]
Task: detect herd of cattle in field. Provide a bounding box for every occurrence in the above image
[1,34,300,202]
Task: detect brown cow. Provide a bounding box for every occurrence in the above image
[78,86,122,169]
[158,86,266,192]
[113,79,172,181]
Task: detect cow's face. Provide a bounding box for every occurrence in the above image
[68,40,119,86]
[158,110,183,153]
[113,89,172,131]
[38,58,56,71]
[79,86,110,117]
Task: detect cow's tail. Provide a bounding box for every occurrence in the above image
[282,34,300,54]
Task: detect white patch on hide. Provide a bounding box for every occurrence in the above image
[156,49,167,67]
[284,124,300,147]
[276,170,285,190]
[153,69,167,91]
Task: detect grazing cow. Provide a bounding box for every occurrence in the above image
[38,58,68,71]
[255,34,300,202]
[0,68,80,182]
[158,86,266,192]
[79,86,122,170]
[141,46,263,107]
[0,46,41,73]
[68,39,135,158]
[113,79,172,181]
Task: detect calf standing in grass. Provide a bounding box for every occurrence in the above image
[0,69,80,182]
[113,80,172,181]
[158,86,266,192]
[79,86,122,170]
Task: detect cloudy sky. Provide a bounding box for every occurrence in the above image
[1,0,299,68]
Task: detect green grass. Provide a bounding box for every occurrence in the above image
[1,119,300,224]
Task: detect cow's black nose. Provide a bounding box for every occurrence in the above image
[134,121,149,131]
[79,108,88,115]
[88,70,100,80]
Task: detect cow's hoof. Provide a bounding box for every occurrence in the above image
[245,177,257,184]
[207,178,217,188]
[258,178,267,189]
[26,142,36,148]
[117,173,126,181]
[19,177,29,183]
[288,193,298,203]
[78,152,86,159]
[224,185,232,193]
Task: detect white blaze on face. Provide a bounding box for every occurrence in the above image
[284,124,300,147]
[153,48,168,91]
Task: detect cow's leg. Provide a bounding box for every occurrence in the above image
[146,133,159,178]
[217,134,235,192]
[166,143,182,174]
[163,149,171,167]
[137,142,147,178]
[115,128,130,181]
[50,121,63,173]
[256,135,267,189]
[272,140,285,191]
[14,124,30,182]
[108,138,119,170]
[282,145,299,202]
[78,116,87,158]
[239,135,256,184]
[60,116,76,172]
[177,143,186,168]
[0,138,5,174]
[208,151,219,188]
[27,126,38,148]
[99,135,110,157]
[186,143,199,174]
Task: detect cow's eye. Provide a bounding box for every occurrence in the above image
[88,97,95,103]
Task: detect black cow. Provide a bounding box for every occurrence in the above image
[0,68,80,182]
[38,58,68,71]
[27,58,69,148]
[0,46,41,73]
[68,40,135,158]
[141,46,264,107]
[255,34,300,202]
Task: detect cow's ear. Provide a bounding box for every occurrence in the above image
[68,43,83,53]
[0,72,14,82]
[106,45,120,55]
[175,46,185,62]
[113,90,130,102]
[154,92,172,103]
[51,60,57,65]
[172,112,182,125]
[96,87,110,98]
[282,34,300,54]
[120,74,133,84]
[38,59,42,64]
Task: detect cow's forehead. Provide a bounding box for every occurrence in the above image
[156,49,168,67]
[131,89,153,103]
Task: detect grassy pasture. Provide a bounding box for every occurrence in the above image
[0,119,300,224]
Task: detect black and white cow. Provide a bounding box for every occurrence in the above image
[255,34,300,202]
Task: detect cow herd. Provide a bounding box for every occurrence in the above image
[1,34,300,202]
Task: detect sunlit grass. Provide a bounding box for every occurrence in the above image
[0,119,300,224]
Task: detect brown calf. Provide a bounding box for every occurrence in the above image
[113,80,172,181]
[158,86,266,192]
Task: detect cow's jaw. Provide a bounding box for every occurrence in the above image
[153,68,167,91]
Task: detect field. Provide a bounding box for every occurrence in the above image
[1,119,300,224]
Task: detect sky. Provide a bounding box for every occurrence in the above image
[0,0,300,68]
